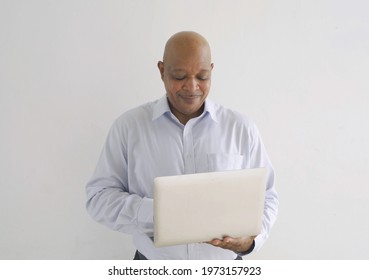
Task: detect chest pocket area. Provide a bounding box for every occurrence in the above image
[207,154,247,172]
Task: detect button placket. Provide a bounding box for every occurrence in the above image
[182,124,195,174]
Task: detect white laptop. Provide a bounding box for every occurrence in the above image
[153,168,267,247]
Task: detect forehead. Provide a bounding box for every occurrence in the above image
[166,53,212,73]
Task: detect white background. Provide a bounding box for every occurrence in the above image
[1,0,368,259]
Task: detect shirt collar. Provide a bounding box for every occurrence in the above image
[152,95,218,123]
[203,98,219,123]
[152,95,171,121]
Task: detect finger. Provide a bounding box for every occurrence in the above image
[214,237,244,251]
[210,239,232,250]
[222,236,234,244]
[208,239,222,246]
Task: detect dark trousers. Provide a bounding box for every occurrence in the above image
[133,250,148,260]
[133,250,242,260]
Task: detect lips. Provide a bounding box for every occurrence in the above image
[178,93,202,99]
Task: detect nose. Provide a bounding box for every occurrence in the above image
[183,77,199,93]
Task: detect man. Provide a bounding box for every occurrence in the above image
[86,31,278,260]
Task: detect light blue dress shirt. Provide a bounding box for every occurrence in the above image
[86,95,278,260]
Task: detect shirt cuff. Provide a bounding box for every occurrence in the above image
[237,240,255,256]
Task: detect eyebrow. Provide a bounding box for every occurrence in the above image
[171,69,211,73]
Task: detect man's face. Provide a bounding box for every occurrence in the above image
[158,50,213,124]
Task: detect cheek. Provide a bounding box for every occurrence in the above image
[199,81,211,93]
[165,80,183,94]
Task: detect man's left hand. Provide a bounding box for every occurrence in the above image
[207,236,255,254]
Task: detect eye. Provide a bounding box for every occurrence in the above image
[197,76,208,81]
[171,74,185,81]
[175,77,185,81]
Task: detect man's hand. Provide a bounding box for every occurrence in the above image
[207,236,255,254]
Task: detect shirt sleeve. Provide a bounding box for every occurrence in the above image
[85,119,154,237]
[249,123,279,252]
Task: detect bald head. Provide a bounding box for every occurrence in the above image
[162,31,212,65]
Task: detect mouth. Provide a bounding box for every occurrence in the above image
[178,93,202,100]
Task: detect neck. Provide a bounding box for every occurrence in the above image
[168,101,204,125]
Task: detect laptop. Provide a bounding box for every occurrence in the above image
[153,168,267,247]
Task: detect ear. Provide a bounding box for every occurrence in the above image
[157,61,165,81]
[211,63,214,70]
